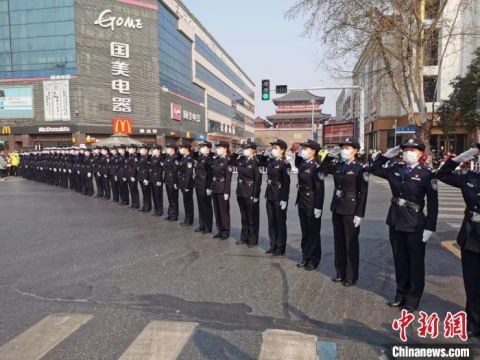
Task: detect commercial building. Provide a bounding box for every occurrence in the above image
[0,0,255,150]
[255,90,330,148]
[337,0,479,153]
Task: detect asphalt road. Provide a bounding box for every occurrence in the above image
[0,175,478,359]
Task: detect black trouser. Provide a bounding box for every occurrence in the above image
[332,213,360,282]
[110,176,120,203]
[181,189,194,225]
[298,207,322,265]
[140,182,152,212]
[238,196,259,245]
[119,179,129,205]
[195,188,212,232]
[213,193,230,237]
[128,180,140,208]
[152,184,164,215]
[102,175,110,199]
[266,200,287,254]
[84,174,94,196]
[165,185,179,220]
[389,227,426,308]
[94,174,103,197]
[461,248,480,334]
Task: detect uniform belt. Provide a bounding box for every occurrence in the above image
[213,177,225,182]
[391,197,422,212]
[238,179,253,184]
[267,179,282,187]
[297,184,311,191]
[467,209,480,223]
[335,190,356,198]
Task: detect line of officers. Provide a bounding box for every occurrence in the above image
[17,136,480,338]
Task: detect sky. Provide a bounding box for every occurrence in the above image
[181,0,349,119]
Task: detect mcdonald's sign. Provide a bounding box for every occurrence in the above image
[112,117,133,135]
[1,126,11,135]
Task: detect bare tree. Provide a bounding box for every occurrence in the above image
[287,0,477,148]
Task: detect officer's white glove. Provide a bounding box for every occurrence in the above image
[224,194,229,201]
[104,174,108,178]
[87,172,92,178]
[185,188,190,192]
[452,147,479,163]
[206,189,212,196]
[253,197,259,203]
[77,170,80,175]
[384,146,401,159]
[130,177,135,182]
[143,180,149,186]
[353,216,362,228]
[329,146,342,157]
[114,176,118,181]
[68,169,72,174]
[53,168,57,172]
[156,181,162,187]
[280,201,287,210]
[314,208,322,219]
[122,177,127,182]
[371,151,382,160]
[422,230,433,243]
[174,184,178,190]
[97,172,101,176]
[263,146,273,158]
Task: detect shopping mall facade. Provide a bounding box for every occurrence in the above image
[0,0,256,149]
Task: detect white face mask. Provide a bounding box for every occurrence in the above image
[340,149,354,161]
[271,148,282,159]
[300,149,310,160]
[118,149,125,155]
[140,149,147,156]
[216,148,226,156]
[153,150,160,157]
[179,148,186,155]
[200,147,210,155]
[101,150,108,156]
[128,149,136,155]
[111,150,117,156]
[167,148,175,156]
[243,149,253,157]
[403,151,420,165]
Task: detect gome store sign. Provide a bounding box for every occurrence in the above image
[94,9,143,31]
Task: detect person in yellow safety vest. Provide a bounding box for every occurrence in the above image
[10,151,20,177]
[318,148,329,162]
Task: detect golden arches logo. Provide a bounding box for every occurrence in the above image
[2,126,11,135]
[113,118,133,135]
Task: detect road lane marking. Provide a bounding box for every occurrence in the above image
[439,207,465,212]
[119,321,198,360]
[438,214,465,219]
[441,240,461,259]
[0,313,92,360]
[259,329,318,360]
[317,340,337,360]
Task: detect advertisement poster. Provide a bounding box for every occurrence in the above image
[43,80,71,121]
[0,87,33,119]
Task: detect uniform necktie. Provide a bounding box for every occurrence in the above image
[404,166,412,176]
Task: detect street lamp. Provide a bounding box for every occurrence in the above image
[311,99,316,141]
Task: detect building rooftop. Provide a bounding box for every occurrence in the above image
[273,90,325,105]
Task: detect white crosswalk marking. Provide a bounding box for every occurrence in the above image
[0,313,92,360]
[119,321,198,360]
[259,329,318,360]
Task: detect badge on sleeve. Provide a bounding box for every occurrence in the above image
[431,179,438,191]
[363,172,370,182]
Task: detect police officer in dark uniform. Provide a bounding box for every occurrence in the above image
[149,145,164,216]
[83,148,95,197]
[295,140,324,271]
[92,146,103,198]
[370,138,438,312]
[109,146,120,203]
[137,144,152,213]
[194,141,214,234]
[437,145,480,337]
[178,141,195,226]
[99,147,111,200]
[211,141,233,240]
[126,144,140,209]
[164,143,179,221]
[262,139,291,256]
[233,139,262,247]
[117,145,130,206]
[321,138,369,286]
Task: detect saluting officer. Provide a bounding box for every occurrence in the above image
[321,138,369,286]
[117,145,130,206]
[164,143,179,221]
[370,138,438,312]
[100,147,111,200]
[262,139,291,256]
[109,146,120,203]
[149,145,164,217]
[194,141,214,234]
[126,144,140,209]
[137,145,152,213]
[437,145,480,338]
[83,148,95,197]
[295,139,324,271]
[211,141,233,240]
[233,140,262,247]
[178,141,195,226]
[93,146,103,198]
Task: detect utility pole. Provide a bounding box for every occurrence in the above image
[310,99,316,141]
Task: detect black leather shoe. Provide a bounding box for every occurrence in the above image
[220,234,229,240]
[342,281,354,287]
[247,244,255,248]
[296,260,308,268]
[304,263,319,271]
[194,227,204,233]
[331,277,344,283]
[273,250,284,256]
[387,298,406,307]
[235,240,245,245]
[202,230,212,234]
[212,233,221,239]
[402,305,417,313]
[265,248,274,254]
[138,209,146,212]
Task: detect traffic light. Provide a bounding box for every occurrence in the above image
[261,80,270,101]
